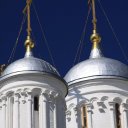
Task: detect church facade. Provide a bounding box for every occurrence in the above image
[0,0,128,128]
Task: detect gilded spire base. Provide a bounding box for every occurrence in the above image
[90,30,101,49]
[90,31,103,59]
[89,45,103,59]
[24,36,34,57]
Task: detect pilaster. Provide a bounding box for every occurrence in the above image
[86,103,93,128]
[2,96,7,128]
[13,93,20,128]
[39,90,49,128]
[109,102,116,128]
[26,91,33,128]
[121,103,128,128]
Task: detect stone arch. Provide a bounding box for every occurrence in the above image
[5,90,14,97]
[124,98,128,104]
[90,97,99,103]
[113,97,122,104]
[77,99,89,108]
[67,103,76,110]
[23,88,32,92]
[31,88,41,96]
[15,89,22,94]
[100,96,109,102]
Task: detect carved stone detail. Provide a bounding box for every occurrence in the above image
[86,103,93,113]
[121,103,128,111]
[108,101,115,110]
[66,110,71,122]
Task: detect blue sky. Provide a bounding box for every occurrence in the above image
[0,0,128,76]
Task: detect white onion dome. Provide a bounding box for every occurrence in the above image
[0,36,68,97]
[2,57,59,77]
[2,50,59,77]
[64,46,128,84]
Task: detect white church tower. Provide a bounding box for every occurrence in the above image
[65,0,128,128]
[0,0,67,128]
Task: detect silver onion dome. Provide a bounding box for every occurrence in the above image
[64,57,128,84]
[64,0,128,84]
[2,56,59,77]
[1,2,60,78]
[64,46,128,84]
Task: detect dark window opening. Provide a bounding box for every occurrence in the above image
[115,103,121,128]
[81,106,87,128]
[34,97,39,111]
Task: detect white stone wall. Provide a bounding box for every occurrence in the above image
[0,73,67,128]
[0,87,66,128]
[66,78,128,128]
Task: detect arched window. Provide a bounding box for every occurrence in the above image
[34,96,39,111]
[115,103,121,128]
[81,106,87,128]
[34,96,39,128]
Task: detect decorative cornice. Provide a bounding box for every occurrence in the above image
[66,110,72,122]
[108,101,115,110]
[13,93,20,103]
[121,103,128,111]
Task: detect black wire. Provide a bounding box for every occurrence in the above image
[32,2,56,67]
[8,14,26,64]
[97,0,128,63]
[77,6,91,63]
[31,31,42,59]
[73,6,91,65]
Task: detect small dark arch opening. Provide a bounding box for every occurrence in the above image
[115,103,121,128]
[34,96,39,111]
[81,106,87,128]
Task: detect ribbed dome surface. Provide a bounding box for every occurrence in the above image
[2,56,59,76]
[64,57,128,84]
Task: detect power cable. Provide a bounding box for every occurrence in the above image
[31,31,42,59]
[77,6,91,63]
[73,6,91,65]
[32,2,56,67]
[8,14,26,64]
[97,0,128,63]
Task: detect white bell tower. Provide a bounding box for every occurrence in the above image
[64,0,128,128]
[0,67,67,128]
[0,0,68,128]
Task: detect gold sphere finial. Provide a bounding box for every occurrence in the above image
[90,30,101,49]
[25,36,34,52]
[90,31,101,43]
[89,0,102,49]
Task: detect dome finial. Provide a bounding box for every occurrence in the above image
[89,0,102,58]
[23,0,34,57]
